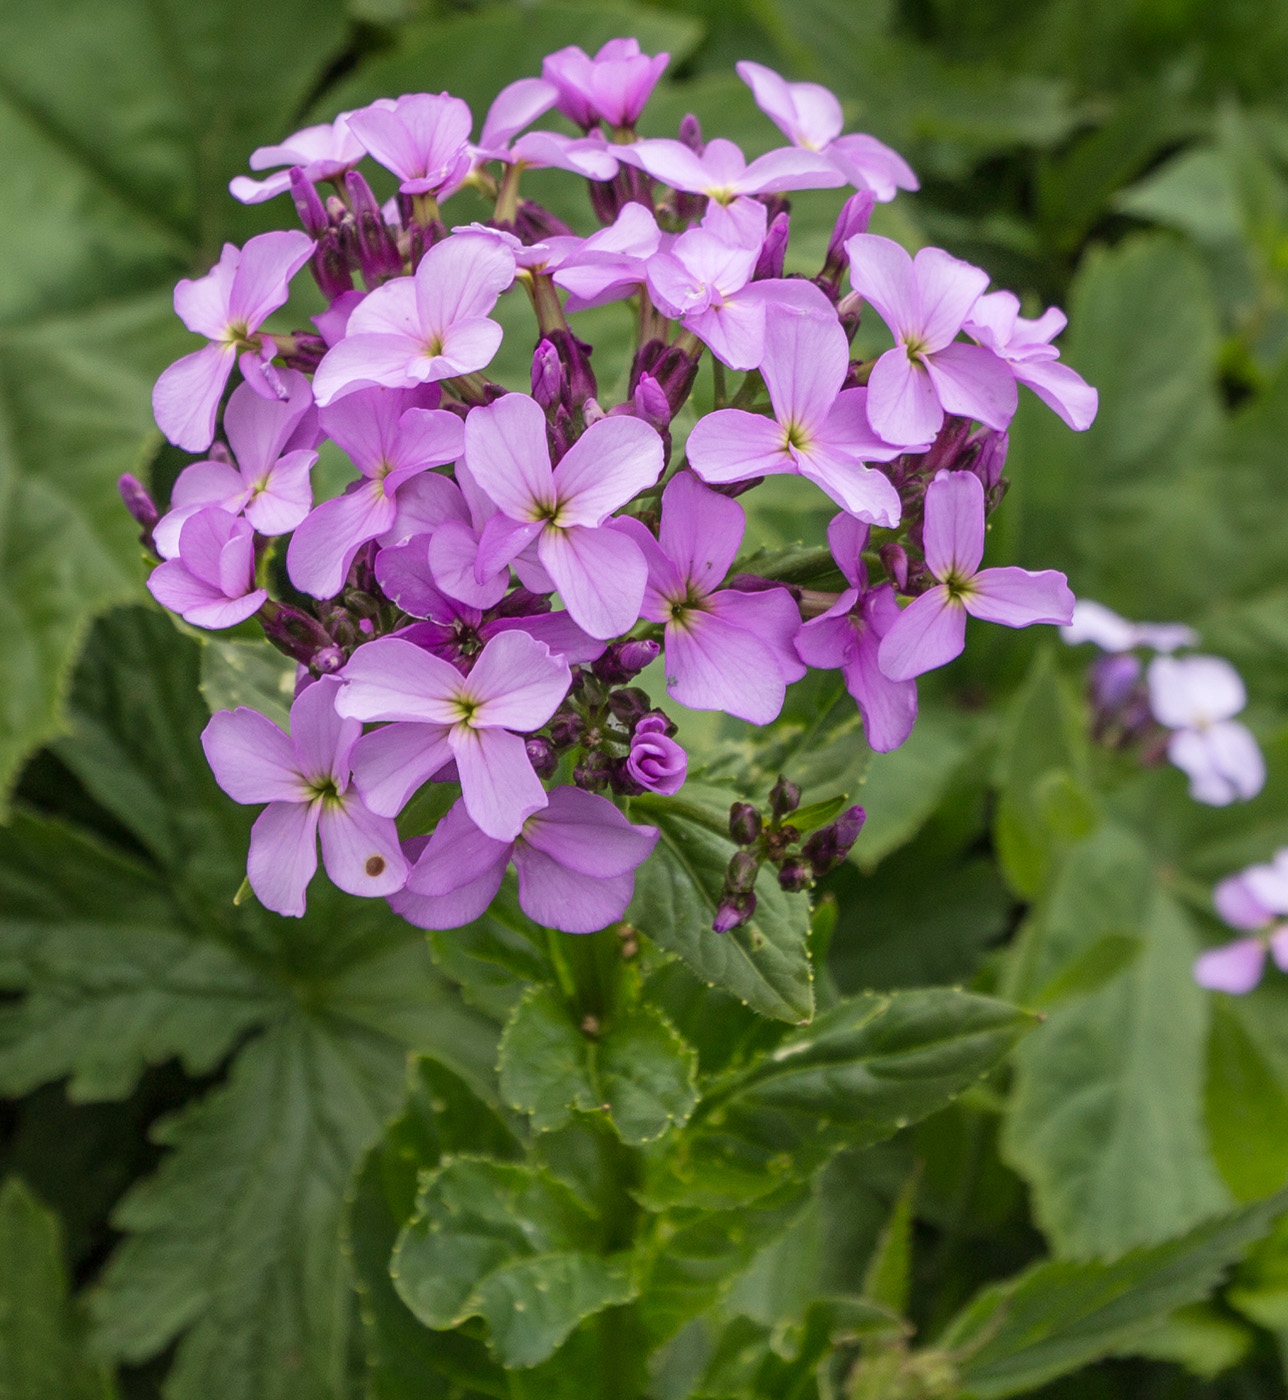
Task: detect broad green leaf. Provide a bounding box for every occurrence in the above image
[1116,1302,1253,1380]
[392,1158,636,1368]
[943,1189,1288,1398]
[1004,827,1232,1259]
[1205,997,1288,1202]
[862,1168,918,1317]
[199,638,296,730]
[0,1177,115,1400]
[499,985,699,1145]
[646,989,1035,1209]
[629,785,814,1025]
[1116,147,1245,247]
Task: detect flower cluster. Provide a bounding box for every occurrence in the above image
[126,42,1093,931]
[1062,600,1265,806]
[1194,853,1288,995]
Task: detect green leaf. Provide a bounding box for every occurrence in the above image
[1116,1302,1254,1380]
[499,986,699,1146]
[392,1158,636,1368]
[944,1190,1288,1398]
[629,784,814,1025]
[1032,933,1144,1008]
[862,1168,918,1317]
[1205,997,1288,1203]
[199,638,297,730]
[0,1177,116,1400]
[646,989,1036,1209]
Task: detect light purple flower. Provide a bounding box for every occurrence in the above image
[147,507,267,629]
[347,93,473,197]
[735,60,917,201]
[471,77,558,161]
[617,135,845,203]
[465,394,663,639]
[551,203,663,311]
[1147,655,1265,805]
[1194,938,1282,995]
[687,301,906,522]
[334,629,571,839]
[391,786,658,933]
[311,232,515,405]
[794,514,917,752]
[286,386,464,599]
[845,234,1017,446]
[153,371,318,558]
[1060,599,1198,654]
[542,39,669,130]
[878,471,1074,681]
[1195,855,1288,993]
[613,472,805,725]
[202,677,408,917]
[627,715,687,794]
[229,114,365,203]
[965,291,1098,431]
[153,230,316,451]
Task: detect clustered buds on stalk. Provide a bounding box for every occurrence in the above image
[131,38,1098,932]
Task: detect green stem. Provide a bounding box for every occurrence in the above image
[712,358,728,408]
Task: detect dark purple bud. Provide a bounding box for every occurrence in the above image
[574,750,613,791]
[834,804,866,847]
[493,586,552,619]
[970,428,1009,493]
[707,478,765,500]
[607,686,651,722]
[526,736,558,779]
[1090,653,1143,716]
[261,602,336,666]
[592,638,661,685]
[346,171,404,284]
[514,199,575,243]
[546,328,597,410]
[308,229,354,301]
[713,891,756,933]
[549,708,583,749]
[802,804,866,876]
[531,338,565,411]
[679,113,704,154]
[279,332,327,373]
[118,473,158,532]
[777,857,811,893]
[729,801,762,845]
[588,177,624,226]
[879,543,909,592]
[769,775,801,818]
[820,191,875,293]
[725,850,760,894]
[632,374,672,432]
[753,211,790,282]
[289,168,330,237]
[631,341,700,417]
[922,416,973,474]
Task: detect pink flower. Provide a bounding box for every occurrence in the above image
[877,471,1074,681]
[391,786,658,933]
[312,232,515,404]
[686,299,906,523]
[627,715,687,794]
[1195,855,1288,994]
[348,93,473,197]
[472,78,621,179]
[845,234,1017,446]
[334,629,572,838]
[551,204,663,311]
[542,39,669,130]
[147,507,267,629]
[1147,655,1265,806]
[202,678,408,917]
[472,78,558,161]
[152,231,316,451]
[229,114,365,203]
[617,135,844,203]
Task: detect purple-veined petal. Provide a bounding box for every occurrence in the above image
[845,594,918,752]
[519,785,659,880]
[538,523,647,640]
[450,724,548,841]
[759,305,848,434]
[922,470,986,582]
[877,586,967,681]
[381,468,470,546]
[1194,938,1266,994]
[794,595,859,671]
[243,448,315,535]
[658,472,744,597]
[319,386,418,478]
[610,516,688,621]
[923,342,1017,432]
[429,316,506,380]
[286,482,396,600]
[708,586,806,683]
[552,414,664,525]
[513,851,638,933]
[817,387,912,463]
[1015,358,1099,431]
[148,562,265,629]
[844,233,918,336]
[337,636,466,724]
[248,799,320,917]
[475,513,545,582]
[827,513,870,591]
[289,674,361,788]
[202,707,304,804]
[227,230,315,329]
[686,408,792,484]
[966,566,1075,628]
[466,629,572,731]
[795,442,901,526]
[391,867,506,929]
[224,369,314,475]
[408,797,513,897]
[153,342,238,452]
[665,610,788,725]
[484,611,607,666]
[866,345,943,448]
[349,721,455,817]
[910,246,990,350]
[318,797,409,897]
[464,392,555,519]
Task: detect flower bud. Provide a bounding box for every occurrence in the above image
[346,170,403,284]
[545,328,597,409]
[260,602,335,666]
[729,801,762,845]
[592,638,661,685]
[118,473,158,532]
[626,724,687,795]
[802,804,866,876]
[769,775,801,818]
[311,644,346,675]
[1090,653,1142,716]
[531,338,565,411]
[573,750,613,791]
[713,890,756,933]
[725,849,760,893]
[636,709,677,738]
[632,374,672,432]
[549,707,583,749]
[607,686,651,723]
[525,736,558,779]
[278,332,327,373]
[969,428,1009,496]
[514,199,574,244]
[678,113,704,154]
[631,340,700,417]
[753,211,790,281]
[289,168,330,237]
[820,191,875,292]
[777,856,811,893]
[879,542,909,592]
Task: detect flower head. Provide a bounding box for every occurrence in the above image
[348,93,473,197]
[1147,655,1265,805]
[542,39,668,130]
[147,507,267,629]
[230,114,365,203]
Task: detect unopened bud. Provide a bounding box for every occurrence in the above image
[777,856,811,893]
[602,687,648,724]
[531,338,565,411]
[545,327,597,409]
[289,168,330,237]
[879,542,909,592]
[713,891,756,933]
[632,374,672,432]
[729,801,762,845]
[725,850,760,893]
[769,775,801,818]
[514,199,574,244]
[637,707,677,738]
[592,638,661,685]
[573,750,613,791]
[678,113,704,154]
[753,211,790,281]
[311,644,346,675]
[802,804,866,876]
[821,191,875,290]
[525,736,558,779]
[549,708,583,749]
[970,428,1009,493]
[1090,653,1142,716]
[346,170,404,284]
[118,473,158,532]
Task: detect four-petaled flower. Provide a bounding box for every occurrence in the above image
[1147,655,1266,806]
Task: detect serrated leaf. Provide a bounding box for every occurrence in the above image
[0,1178,116,1400]
[392,1158,636,1368]
[945,1190,1288,1399]
[629,785,814,1025]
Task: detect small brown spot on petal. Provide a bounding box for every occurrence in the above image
[365,856,386,877]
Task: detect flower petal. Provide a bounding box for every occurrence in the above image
[923,342,1017,432]
[877,586,967,681]
[665,610,788,725]
[513,850,638,933]
[318,797,409,898]
[844,233,918,337]
[1148,655,1247,729]
[1193,938,1266,994]
[538,524,647,640]
[152,342,238,452]
[966,566,1075,628]
[466,629,572,731]
[1015,358,1099,432]
[910,246,989,350]
[248,800,320,917]
[227,230,315,329]
[414,232,515,337]
[552,415,664,525]
[406,797,513,896]
[336,636,466,724]
[450,724,548,841]
[463,393,555,519]
[202,707,304,804]
[658,472,745,597]
[922,470,985,581]
[286,482,395,600]
[1167,722,1266,806]
[866,345,942,447]
[521,785,659,879]
[686,408,792,484]
[759,305,848,434]
[349,721,455,817]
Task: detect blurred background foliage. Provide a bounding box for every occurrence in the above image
[6,0,1288,1397]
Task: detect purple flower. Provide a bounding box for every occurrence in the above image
[153,371,318,557]
[153,231,316,451]
[877,471,1074,681]
[794,514,917,752]
[347,93,473,197]
[613,472,805,724]
[686,300,905,523]
[202,677,408,917]
[1193,937,1285,995]
[845,234,1017,446]
[1195,855,1288,994]
[541,39,669,131]
[1060,599,1197,654]
[551,204,662,311]
[147,507,267,629]
[311,232,515,405]
[286,386,464,599]
[229,114,365,203]
[334,629,572,838]
[618,135,845,203]
[1147,655,1266,806]
[735,61,917,202]
[627,715,687,794]
[465,394,663,639]
[472,77,558,161]
[391,786,658,933]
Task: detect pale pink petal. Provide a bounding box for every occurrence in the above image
[659,472,744,596]
[1194,938,1266,995]
[877,587,967,681]
[337,637,466,724]
[760,306,849,433]
[1148,656,1247,729]
[243,449,315,535]
[820,387,918,462]
[1060,599,1138,652]
[288,675,360,787]
[173,244,238,337]
[248,800,320,917]
[795,445,901,526]
[665,611,787,725]
[688,297,766,372]
[736,61,842,149]
[464,393,555,519]
[224,370,314,475]
[170,459,246,512]
[475,513,545,581]
[1242,861,1288,917]
[825,134,918,201]
[740,277,836,318]
[866,345,942,447]
[391,408,466,482]
[217,523,256,598]
[479,77,558,150]
[538,524,647,640]
[846,593,918,752]
[827,513,870,591]
[466,630,571,731]
[519,786,658,879]
[794,595,859,670]
[552,415,664,525]
[922,470,986,582]
[318,798,409,897]
[619,137,716,192]
[844,233,918,335]
[228,172,293,202]
[513,850,638,933]
[147,561,264,628]
[923,342,1018,432]
[645,252,709,317]
[510,129,620,180]
[1015,359,1099,431]
[311,333,422,405]
[407,797,513,897]
[153,342,238,451]
[1167,722,1265,805]
[605,516,684,622]
[414,233,515,337]
[428,520,508,608]
[320,386,418,477]
[686,409,792,484]
[227,230,315,329]
[391,869,505,929]
[966,567,1075,628]
[450,725,548,841]
[381,469,470,545]
[285,483,396,599]
[484,612,606,666]
[430,316,505,380]
[347,277,423,340]
[1214,873,1274,931]
[707,586,806,683]
[202,707,304,804]
[737,146,846,194]
[910,246,989,350]
[350,722,455,818]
